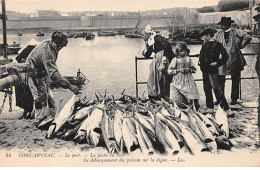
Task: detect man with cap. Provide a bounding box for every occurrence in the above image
[199,27,233,116]
[26,31,80,127]
[214,17,252,105]
[142,24,175,99]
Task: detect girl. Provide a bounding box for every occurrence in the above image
[168,42,200,111]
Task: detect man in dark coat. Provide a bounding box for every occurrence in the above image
[199,28,234,117]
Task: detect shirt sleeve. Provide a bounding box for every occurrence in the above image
[190,57,197,73]
[235,29,252,49]
[43,52,71,88]
[217,43,229,67]
[167,57,177,75]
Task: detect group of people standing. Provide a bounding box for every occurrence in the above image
[143,17,252,116]
[15,16,252,126]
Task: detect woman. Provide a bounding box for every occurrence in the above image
[142,25,174,100]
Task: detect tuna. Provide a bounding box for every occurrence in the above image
[215,105,229,138]
[46,95,77,139]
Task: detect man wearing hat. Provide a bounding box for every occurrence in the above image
[142,24,175,99]
[199,27,233,116]
[26,31,80,127]
[214,17,252,105]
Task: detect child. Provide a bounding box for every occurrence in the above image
[168,42,200,111]
[199,27,234,117]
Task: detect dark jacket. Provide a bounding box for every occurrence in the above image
[143,35,174,63]
[199,40,229,73]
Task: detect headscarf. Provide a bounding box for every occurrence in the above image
[144,24,157,47]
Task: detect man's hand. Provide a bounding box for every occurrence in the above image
[69,84,79,95]
[210,62,217,66]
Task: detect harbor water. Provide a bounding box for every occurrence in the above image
[1,33,259,101]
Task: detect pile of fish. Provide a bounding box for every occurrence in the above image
[39,92,233,155]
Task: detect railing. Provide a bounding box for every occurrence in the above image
[135,53,258,98]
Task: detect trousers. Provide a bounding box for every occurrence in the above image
[202,72,229,110]
[218,72,241,101]
[28,76,55,124]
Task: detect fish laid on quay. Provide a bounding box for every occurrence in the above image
[32,90,234,155]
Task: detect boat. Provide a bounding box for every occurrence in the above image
[98,14,115,37]
[125,11,142,39]
[36,31,44,36]
[114,30,125,35]
[66,32,88,38]
[125,33,143,38]
[85,32,95,40]
[98,31,115,36]
[85,11,96,40]
[0,43,22,56]
[168,38,203,45]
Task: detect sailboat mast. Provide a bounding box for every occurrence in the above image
[171,11,175,38]
[184,7,188,38]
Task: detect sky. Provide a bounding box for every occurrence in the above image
[5,0,220,13]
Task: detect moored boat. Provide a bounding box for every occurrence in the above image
[114,30,125,35]
[98,31,115,36]
[36,31,44,36]
[125,33,142,38]
[0,43,22,56]
[66,32,88,38]
[85,33,95,40]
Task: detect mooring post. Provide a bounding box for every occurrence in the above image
[135,56,138,98]
[1,0,7,59]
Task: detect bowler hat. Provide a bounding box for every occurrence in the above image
[217,17,234,25]
[199,27,216,37]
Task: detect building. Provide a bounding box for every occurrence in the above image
[35,10,61,17]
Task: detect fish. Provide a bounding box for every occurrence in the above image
[37,116,54,130]
[195,112,220,136]
[155,113,180,155]
[86,106,104,146]
[192,112,216,141]
[208,116,222,136]
[215,105,229,138]
[101,111,119,154]
[113,109,124,152]
[180,123,209,155]
[165,118,184,148]
[74,115,91,144]
[61,121,83,141]
[160,107,171,117]
[135,119,154,155]
[122,117,140,154]
[67,105,94,123]
[46,95,77,139]
[134,111,155,139]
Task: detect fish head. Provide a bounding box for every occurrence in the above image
[107,142,116,154]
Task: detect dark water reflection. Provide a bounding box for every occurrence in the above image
[1,33,259,100]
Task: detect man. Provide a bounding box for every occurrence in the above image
[199,28,233,117]
[142,24,174,100]
[26,31,80,126]
[214,17,252,105]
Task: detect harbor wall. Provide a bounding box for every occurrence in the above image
[0,10,252,32]
[197,10,252,27]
